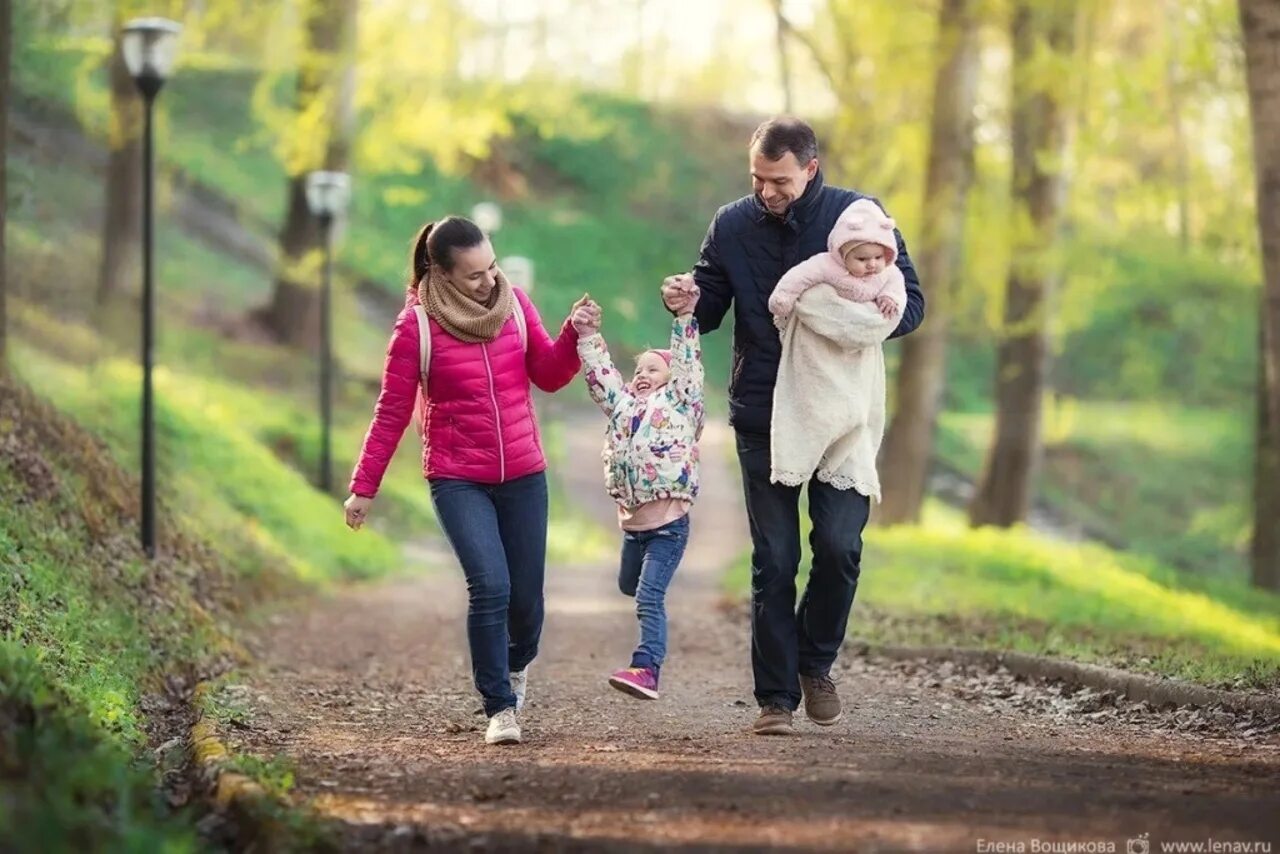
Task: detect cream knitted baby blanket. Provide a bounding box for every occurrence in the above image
[769,281,903,500]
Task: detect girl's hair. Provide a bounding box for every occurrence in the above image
[406,216,486,295]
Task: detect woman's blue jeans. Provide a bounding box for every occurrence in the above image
[430,472,548,717]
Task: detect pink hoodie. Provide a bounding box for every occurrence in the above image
[768,199,906,320]
[349,288,581,496]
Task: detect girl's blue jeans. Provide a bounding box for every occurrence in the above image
[618,514,690,670]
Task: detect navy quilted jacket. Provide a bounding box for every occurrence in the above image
[691,170,925,436]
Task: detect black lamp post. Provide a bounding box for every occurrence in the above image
[304,170,351,493]
[121,17,180,558]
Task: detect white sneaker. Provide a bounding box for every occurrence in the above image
[485,708,521,745]
[511,667,529,711]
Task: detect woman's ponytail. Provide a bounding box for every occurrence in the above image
[407,222,435,295]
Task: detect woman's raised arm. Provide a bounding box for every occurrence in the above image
[518,289,582,392]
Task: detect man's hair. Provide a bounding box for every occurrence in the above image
[750,117,819,165]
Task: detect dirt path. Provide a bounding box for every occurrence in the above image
[231,416,1279,852]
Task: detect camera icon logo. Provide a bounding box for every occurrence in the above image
[1127,833,1151,854]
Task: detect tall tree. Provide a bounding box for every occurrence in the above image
[1240,0,1280,591]
[96,13,145,307]
[770,0,794,113]
[1164,0,1192,253]
[969,0,1078,528]
[877,0,981,524]
[261,0,356,348]
[0,0,9,367]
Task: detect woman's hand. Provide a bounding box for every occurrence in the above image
[571,293,603,336]
[344,494,373,530]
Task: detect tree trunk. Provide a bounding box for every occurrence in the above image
[1240,0,1280,591]
[261,0,356,349]
[0,0,10,367]
[1165,0,1191,252]
[877,0,980,525]
[771,0,793,113]
[96,23,144,307]
[968,0,1076,528]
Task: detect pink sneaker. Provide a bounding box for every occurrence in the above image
[608,666,660,700]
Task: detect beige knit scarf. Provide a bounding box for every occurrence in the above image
[417,265,515,344]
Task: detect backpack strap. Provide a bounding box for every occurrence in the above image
[512,294,528,351]
[412,304,432,397]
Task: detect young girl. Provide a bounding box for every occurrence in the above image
[765,198,905,500]
[576,300,704,700]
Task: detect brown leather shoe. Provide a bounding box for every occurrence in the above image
[753,705,795,735]
[800,673,842,726]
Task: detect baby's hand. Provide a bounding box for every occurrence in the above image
[767,292,794,320]
[874,294,900,320]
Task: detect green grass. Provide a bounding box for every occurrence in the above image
[0,643,199,852]
[539,419,614,564]
[0,325,429,848]
[14,345,403,583]
[725,502,1280,689]
[0,372,237,850]
[937,398,1252,580]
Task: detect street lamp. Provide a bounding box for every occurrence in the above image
[471,201,502,236]
[121,17,181,558]
[304,170,351,494]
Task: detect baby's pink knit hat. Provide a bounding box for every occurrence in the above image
[828,199,898,264]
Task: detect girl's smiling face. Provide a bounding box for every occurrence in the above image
[632,352,671,398]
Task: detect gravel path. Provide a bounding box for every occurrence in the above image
[229,417,1280,852]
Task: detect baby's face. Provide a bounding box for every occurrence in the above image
[632,352,671,398]
[843,243,887,278]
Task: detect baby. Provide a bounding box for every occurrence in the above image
[576,299,704,701]
[768,198,906,324]
[765,198,906,500]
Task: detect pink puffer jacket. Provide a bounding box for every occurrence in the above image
[349,288,581,496]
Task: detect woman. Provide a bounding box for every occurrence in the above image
[344,216,596,746]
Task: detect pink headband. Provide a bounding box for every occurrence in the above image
[647,349,673,366]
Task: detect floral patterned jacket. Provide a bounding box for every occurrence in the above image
[579,315,704,510]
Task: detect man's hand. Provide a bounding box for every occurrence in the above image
[874,294,900,321]
[344,494,373,530]
[571,293,603,336]
[661,274,700,315]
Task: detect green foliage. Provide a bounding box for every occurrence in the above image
[0,375,220,851]
[1053,233,1258,407]
[938,399,1252,579]
[0,644,197,853]
[225,754,296,800]
[14,348,402,582]
[14,38,742,381]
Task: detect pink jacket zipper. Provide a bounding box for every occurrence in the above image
[481,343,505,481]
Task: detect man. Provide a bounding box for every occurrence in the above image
[662,117,924,735]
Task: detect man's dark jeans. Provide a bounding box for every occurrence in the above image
[736,431,871,711]
[430,472,548,717]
